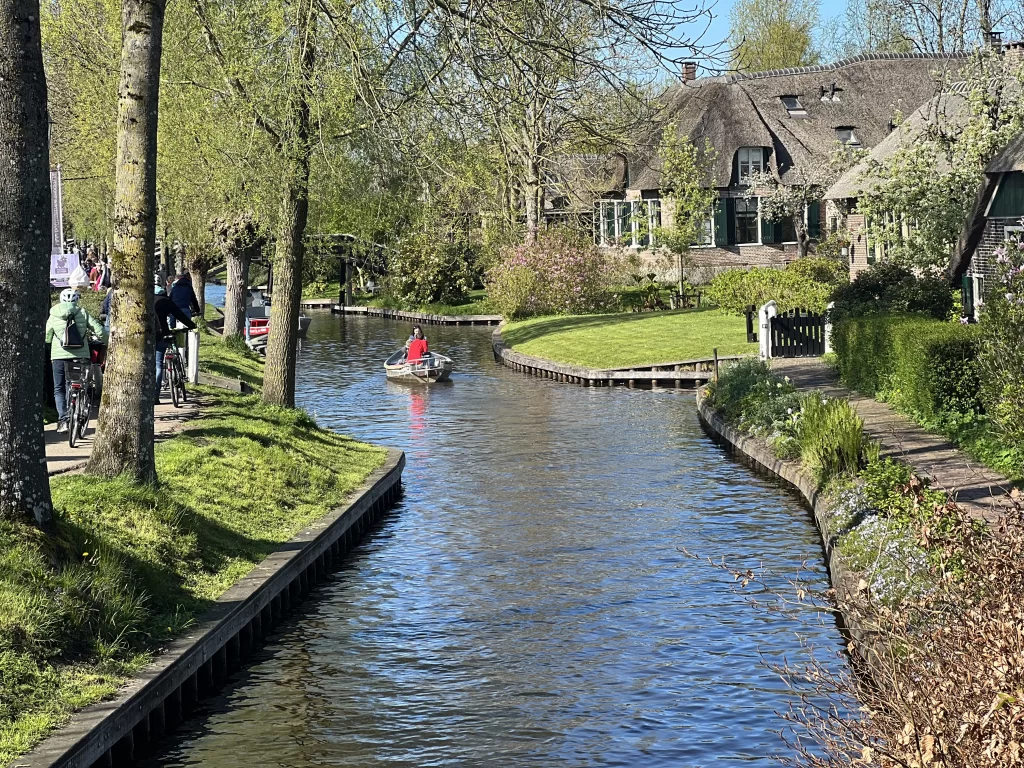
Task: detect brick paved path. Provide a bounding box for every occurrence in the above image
[771,357,1017,524]
[45,398,199,476]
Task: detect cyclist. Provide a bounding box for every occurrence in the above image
[155,283,196,403]
[45,288,107,433]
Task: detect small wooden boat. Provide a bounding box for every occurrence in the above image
[384,349,453,384]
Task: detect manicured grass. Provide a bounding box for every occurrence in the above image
[198,330,265,390]
[502,308,757,369]
[0,389,387,765]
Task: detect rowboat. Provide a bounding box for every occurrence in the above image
[384,349,454,384]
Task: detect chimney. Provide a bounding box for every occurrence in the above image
[682,61,697,82]
[1004,40,1024,66]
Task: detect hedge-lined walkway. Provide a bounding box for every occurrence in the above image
[771,357,1015,524]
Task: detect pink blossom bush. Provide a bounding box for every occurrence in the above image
[486,231,610,318]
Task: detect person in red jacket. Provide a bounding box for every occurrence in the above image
[406,326,428,362]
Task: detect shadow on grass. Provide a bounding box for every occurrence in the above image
[502,307,722,346]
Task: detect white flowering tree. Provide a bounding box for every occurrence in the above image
[744,166,832,259]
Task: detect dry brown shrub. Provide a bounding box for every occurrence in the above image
[782,488,1024,768]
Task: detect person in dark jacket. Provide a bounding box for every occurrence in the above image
[155,285,196,402]
[169,273,200,323]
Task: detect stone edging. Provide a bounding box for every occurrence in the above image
[332,305,502,326]
[492,326,744,389]
[694,390,877,657]
[17,448,406,768]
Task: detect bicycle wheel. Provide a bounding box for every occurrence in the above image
[174,357,188,403]
[77,384,93,440]
[169,360,180,408]
[67,391,79,448]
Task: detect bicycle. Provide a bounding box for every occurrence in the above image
[65,359,96,448]
[161,334,188,408]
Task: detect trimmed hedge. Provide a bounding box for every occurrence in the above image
[832,314,981,417]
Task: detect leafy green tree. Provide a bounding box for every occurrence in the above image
[0,0,54,524]
[729,0,821,73]
[856,51,1024,270]
[655,127,718,293]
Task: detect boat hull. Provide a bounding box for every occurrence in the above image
[384,351,454,384]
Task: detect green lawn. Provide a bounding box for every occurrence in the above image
[1,389,386,765]
[198,330,265,390]
[502,308,757,369]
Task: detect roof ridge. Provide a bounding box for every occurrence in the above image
[694,51,969,85]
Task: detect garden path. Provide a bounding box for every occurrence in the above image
[45,398,199,476]
[771,357,1016,525]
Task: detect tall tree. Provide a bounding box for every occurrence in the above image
[213,213,264,338]
[729,0,821,73]
[86,0,166,481]
[0,0,54,524]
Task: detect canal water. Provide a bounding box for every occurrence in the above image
[148,306,846,767]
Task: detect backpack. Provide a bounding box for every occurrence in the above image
[61,313,85,350]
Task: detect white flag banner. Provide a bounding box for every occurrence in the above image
[50,167,64,256]
[50,252,80,288]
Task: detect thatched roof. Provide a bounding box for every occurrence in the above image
[825,91,968,200]
[628,53,966,192]
[987,131,1024,172]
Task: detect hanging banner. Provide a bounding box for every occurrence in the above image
[50,166,64,256]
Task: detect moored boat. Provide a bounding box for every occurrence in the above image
[384,349,454,384]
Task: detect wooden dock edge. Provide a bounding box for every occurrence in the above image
[491,326,747,389]
[16,449,406,768]
[695,390,882,669]
[330,305,502,326]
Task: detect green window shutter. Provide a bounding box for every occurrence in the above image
[807,200,821,238]
[761,215,776,244]
[714,198,728,245]
[638,202,650,247]
[775,220,785,243]
[724,198,735,245]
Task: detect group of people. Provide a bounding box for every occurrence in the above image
[45,271,202,434]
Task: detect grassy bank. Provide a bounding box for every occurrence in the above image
[198,330,265,390]
[1,389,387,765]
[502,308,756,369]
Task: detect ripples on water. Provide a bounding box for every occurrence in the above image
[147,311,846,767]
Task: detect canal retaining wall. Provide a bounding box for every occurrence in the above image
[492,327,747,389]
[332,305,502,326]
[695,391,879,663]
[17,448,406,768]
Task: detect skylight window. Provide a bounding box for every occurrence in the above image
[781,96,807,117]
[836,127,861,146]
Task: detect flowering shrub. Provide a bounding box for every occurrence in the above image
[485,231,609,318]
[383,229,477,307]
[979,227,1024,449]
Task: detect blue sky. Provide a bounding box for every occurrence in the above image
[682,0,850,73]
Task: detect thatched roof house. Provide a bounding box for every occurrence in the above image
[951,130,1024,316]
[590,53,965,271]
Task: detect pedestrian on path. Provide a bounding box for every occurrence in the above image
[170,273,200,324]
[154,283,196,404]
[45,289,107,433]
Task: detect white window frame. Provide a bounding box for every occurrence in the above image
[594,200,649,248]
[1004,224,1024,240]
[734,196,761,246]
[692,214,715,248]
[780,96,807,117]
[836,127,861,147]
[737,147,765,185]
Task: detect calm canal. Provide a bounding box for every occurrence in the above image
[146,306,846,767]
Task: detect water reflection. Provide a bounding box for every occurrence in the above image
[145,313,845,768]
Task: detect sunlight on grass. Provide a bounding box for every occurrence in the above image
[0,390,386,765]
[502,308,757,368]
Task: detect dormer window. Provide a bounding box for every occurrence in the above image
[836,127,861,146]
[781,96,807,117]
[737,147,766,183]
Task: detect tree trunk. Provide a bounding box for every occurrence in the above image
[223,248,250,337]
[0,1,53,525]
[523,158,540,245]
[86,0,165,483]
[190,266,208,319]
[795,215,809,259]
[262,0,313,408]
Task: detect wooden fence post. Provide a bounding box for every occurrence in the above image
[713,347,719,382]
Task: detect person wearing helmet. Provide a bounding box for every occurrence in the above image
[45,288,107,433]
